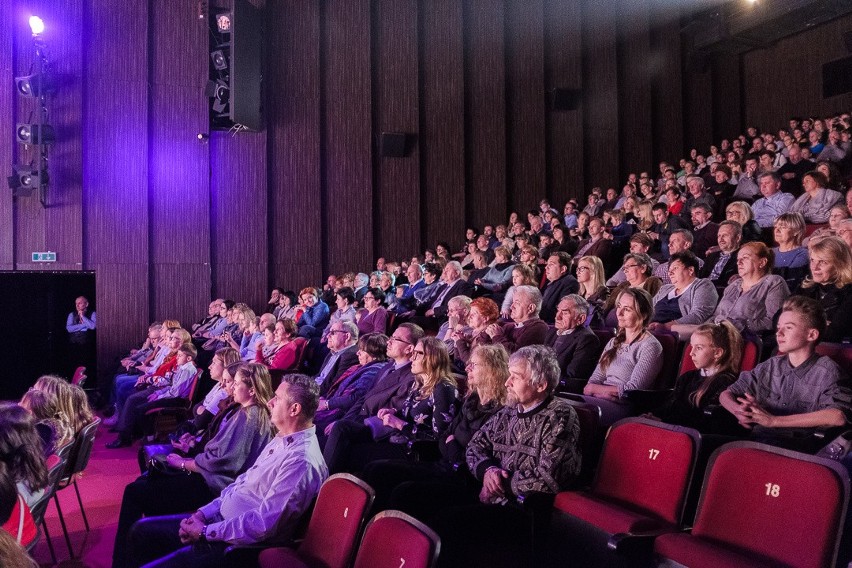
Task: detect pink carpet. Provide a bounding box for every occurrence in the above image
[33,420,141,568]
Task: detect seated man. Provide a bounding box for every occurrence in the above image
[107,343,199,448]
[699,220,741,287]
[466,344,581,503]
[486,285,549,353]
[540,252,579,324]
[125,374,328,568]
[314,321,360,389]
[689,203,719,259]
[607,233,660,286]
[720,296,852,452]
[545,294,600,388]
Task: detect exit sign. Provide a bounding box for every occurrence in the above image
[32,251,57,262]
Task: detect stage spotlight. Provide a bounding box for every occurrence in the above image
[15,73,56,97]
[210,50,228,70]
[8,165,48,195]
[216,12,232,33]
[29,16,44,36]
[205,79,230,114]
[16,124,55,145]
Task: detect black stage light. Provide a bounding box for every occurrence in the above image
[8,165,48,195]
[16,123,55,145]
[15,73,55,97]
[211,50,228,71]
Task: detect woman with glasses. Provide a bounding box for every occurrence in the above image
[575,255,609,326]
[314,333,389,447]
[356,287,388,336]
[360,344,507,511]
[795,236,852,342]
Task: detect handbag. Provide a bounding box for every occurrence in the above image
[147,453,186,477]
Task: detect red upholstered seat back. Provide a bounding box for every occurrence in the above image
[679,335,761,375]
[592,420,697,525]
[693,446,847,568]
[298,474,374,568]
[353,512,440,568]
[816,342,852,371]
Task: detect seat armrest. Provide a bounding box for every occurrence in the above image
[623,389,673,414]
[607,527,690,555]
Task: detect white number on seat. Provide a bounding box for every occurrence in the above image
[399,558,406,568]
[764,483,780,497]
[343,507,349,518]
[648,449,660,460]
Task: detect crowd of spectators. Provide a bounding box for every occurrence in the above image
[4,112,852,565]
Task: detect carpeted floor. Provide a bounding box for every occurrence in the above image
[33,420,141,568]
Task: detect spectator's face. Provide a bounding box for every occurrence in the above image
[809,252,836,284]
[545,256,565,283]
[505,359,544,407]
[335,294,349,311]
[484,226,494,237]
[667,260,693,288]
[716,225,739,252]
[802,175,819,194]
[327,324,348,351]
[668,233,688,254]
[232,371,254,405]
[301,293,317,307]
[376,258,386,271]
[219,303,230,317]
[607,188,617,200]
[775,310,817,355]
[629,240,649,254]
[467,306,486,329]
[510,293,534,323]
[726,208,745,225]
[380,274,393,289]
[208,301,220,316]
[576,262,591,284]
[615,293,642,331]
[759,176,780,198]
[477,235,489,249]
[837,223,852,249]
[362,292,379,311]
[689,333,721,371]
[554,298,580,331]
[745,159,758,174]
[406,265,421,282]
[691,207,712,227]
[448,302,469,322]
[686,179,702,197]
[511,269,526,287]
[268,383,295,431]
[736,248,764,279]
[386,329,413,360]
[465,350,487,389]
[495,226,507,239]
[773,222,795,246]
[714,171,729,184]
[442,264,459,282]
[175,350,190,367]
[423,270,437,285]
[588,220,604,237]
[788,144,801,161]
[369,273,380,287]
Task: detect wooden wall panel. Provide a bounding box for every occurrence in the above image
[85,0,147,82]
[213,264,267,312]
[0,2,12,267]
[152,264,211,325]
[323,0,373,275]
[420,0,465,249]
[711,54,741,142]
[617,0,652,177]
[743,12,852,129]
[649,3,683,166]
[544,0,584,202]
[268,0,322,290]
[505,0,546,213]
[581,0,619,190]
[682,64,713,156]
[373,0,420,261]
[464,0,507,232]
[92,263,148,376]
[209,131,267,307]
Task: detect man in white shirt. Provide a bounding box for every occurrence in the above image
[125,374,328,567]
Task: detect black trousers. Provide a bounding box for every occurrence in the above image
[127,514,227,568]
[322,419,408,474]
[113,472,215,568]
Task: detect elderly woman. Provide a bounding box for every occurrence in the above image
[500,263,538,319]
[357,288,389,335]
[725,201,762,244]
[360,343,507,510]
[804,204,850,245]
[795,236,852,342]
[649,251,718,332]
[704,242,789,334]
[454,297,500,365]
[321,286,357,343]
[602,253,662,327]
[113,363,274,568]
[790,170,844,223]
[772,212,809,291]
[582,289,663,426]
[296,287,330,338]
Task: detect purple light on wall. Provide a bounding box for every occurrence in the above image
[29,16,44,35]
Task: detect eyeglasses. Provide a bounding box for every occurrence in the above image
[328,329,348,336]
[622,264,640,271]
[363,296,375,301]
[576,266,590,272]
[388,336,411,345]
[411,350,426,360]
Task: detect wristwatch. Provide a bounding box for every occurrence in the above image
[200,524,208,540]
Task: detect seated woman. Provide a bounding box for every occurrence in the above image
[315,333,388,446]
[795,236,852,343]
[360,344,508,511]
[570,211,590,240]
[238,313,263,361]
[112,363,274,568]
[183,347,241,433]
[473,246,515,303]
[255,319,303,372]
[582,288,663,426]
[454,297,500,366]
[725,201,762,244]
[321,287,357,343]
[500,263,538,320]
[0,461,38,566]
[651,321,742,433]
[0,403,49,517]
[772,212,809,291]
[295,287,329,339]
[804,204,850,245]
[551,225,579,256]
[19,389,73,456]
[648,251,718,334]
[356,288,388,335]
[602,253,662,328]
[273,290,299,322]
[790,170,844,223]
[706,242,789,334]
[576,255,609,326]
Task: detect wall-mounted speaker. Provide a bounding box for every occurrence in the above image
[549,88,582,111]
[380,132,415,158]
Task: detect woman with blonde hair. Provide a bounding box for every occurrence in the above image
[725,201,762,244]
[772,212,809,290]
[20,388,74,455]
[796,236,852,342]
[635,200,655,232]
[575,255,608,325]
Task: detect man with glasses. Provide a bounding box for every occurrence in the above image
[606,233,660,286]
[315,321,359,389]
[323,323,425,473]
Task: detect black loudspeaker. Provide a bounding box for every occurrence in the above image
[380,132,413,158]
[549,88,582,111]
[844,31,852,54]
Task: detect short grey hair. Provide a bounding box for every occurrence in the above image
[355,273,370,287]
[514,285,543,316]
[509,345,560,394]
[562,294,589,318]
[337,320,359,344]
[448,295,472,310]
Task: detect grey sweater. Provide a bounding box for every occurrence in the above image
[652,278,718,325]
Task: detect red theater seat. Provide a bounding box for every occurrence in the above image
[258,473,375,568]
[353,510,440,568]
[654,441,850,568]
[679,333,762,375]
[550,418,700,565]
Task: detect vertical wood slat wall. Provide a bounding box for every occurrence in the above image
[3,0,842,380]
